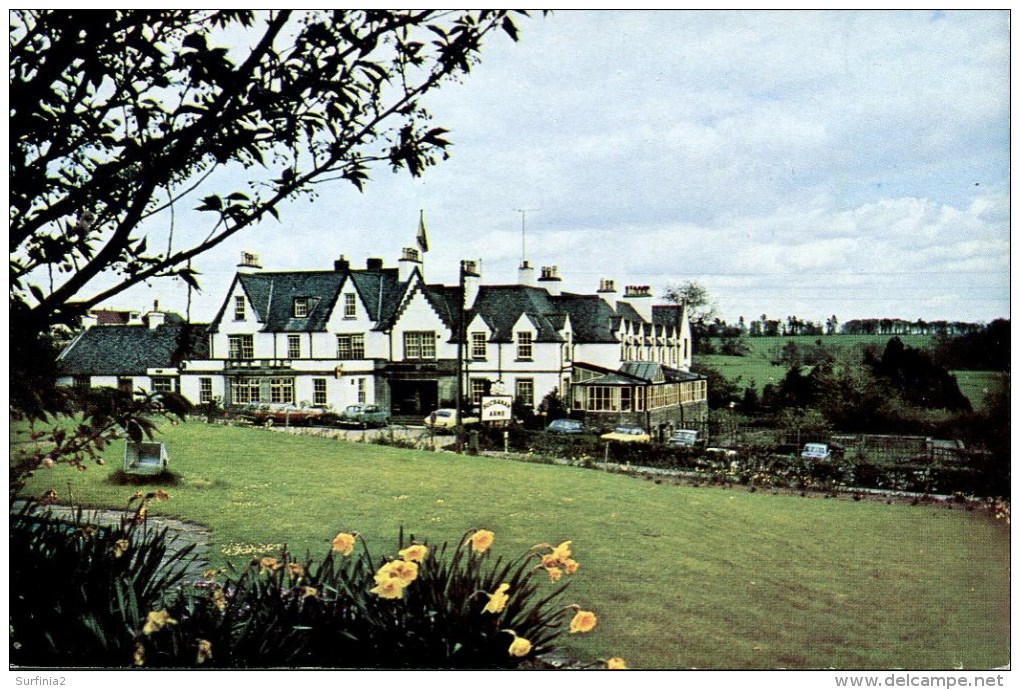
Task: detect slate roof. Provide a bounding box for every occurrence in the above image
[349,269,405,326]
[467,286,566,343]
[58,321,210,376]
[233,271,345,332]
[553,293,619,344]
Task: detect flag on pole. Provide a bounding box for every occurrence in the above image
[416,209,429,253]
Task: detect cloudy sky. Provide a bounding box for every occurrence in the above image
[118,10,1010,326]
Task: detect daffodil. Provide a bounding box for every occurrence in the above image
[133,642,145,666]
[398,543,428,563]
[301,586,318,599]
[569,609,597,634]
[466,529,495,554]
[507,633,532,657]
[142,609,178,636]
[286,562,305,579]
[375,559,418,585]
[196,639,213,664]
[210,588,227,612]
[258,556,280,574]
[369,578,404,600]
[606,657,627,669]
[552,540,572,561]
[563,558,579,575]
[546,566,563,582]
[332,532,357,556]
[112,538,130,558]
[483,583,511,614]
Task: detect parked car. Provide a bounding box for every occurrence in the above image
[801,443,832,461]
[340,404,391,428]
[666,429,705,448]
[424,408,480,429]
[546,418,585,435]
[600,426,651,443]
[264,403,322,426]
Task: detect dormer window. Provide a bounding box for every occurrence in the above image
[293,297,308,318]
[234,295,246,320]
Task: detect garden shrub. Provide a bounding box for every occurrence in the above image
[138,528,608,669]
[9,495,200,667]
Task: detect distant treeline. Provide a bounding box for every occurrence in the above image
[702,315,1000,338]
[699,318,1009,372]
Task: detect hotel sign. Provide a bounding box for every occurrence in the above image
[481,395,513,422]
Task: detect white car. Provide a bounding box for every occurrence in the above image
[424,409,480,429]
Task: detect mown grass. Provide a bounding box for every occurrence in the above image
[951,370,1008,414]
[13,422,1010,670]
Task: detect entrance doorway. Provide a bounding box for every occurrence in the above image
[390,380,439,417]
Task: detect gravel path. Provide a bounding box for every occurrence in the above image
[12,501,212,580]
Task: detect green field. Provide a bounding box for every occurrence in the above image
[951,370,1009,414]
[13,422,1009,670]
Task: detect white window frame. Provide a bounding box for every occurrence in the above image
[287,334,301,359]
[337,333,365,359]
[269,377,295,404]
[234,295,246,320]
[313,378,328,406]
[343,293,357,319]
[231,376,261,404]
[471,332,487,360]
[229,334,254,360]
[515,378,534,408]
[293,297,308,318]
[404,331,436,360]
[199,377,213,404]
[516,331,533,360]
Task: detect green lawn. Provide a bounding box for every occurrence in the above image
[13,422,1010,670]
[951,371,1008,414]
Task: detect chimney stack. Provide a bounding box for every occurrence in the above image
[621,285,654,321]
[334,255,350,272]
[366,257,384,270]
[398,247,422,282]
[538,265,562,296]
[518,260,535,287]
[238,251,262,272]
[462,259,481,309]
[147,300,165,329]
[597,278,616,294]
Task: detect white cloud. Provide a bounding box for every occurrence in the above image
[102,10,1008,326]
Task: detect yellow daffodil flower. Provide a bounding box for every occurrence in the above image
[563,558,580,575]
[375,559,418,585]
[507,633,532,657]
[133,642,145,666]
[331,532,357,556]
[606,657,627,669]
[483,583,511,614]
[210,588,227,612]
[398,544,428,563]
[196,639,213,664]
[466,529,495,554]
[546,566,563,582]
[286,562,305,579]
[301,586,318,599]
[258,556,280,574]
[142,609,178,636]
[369,578,404,599]
[569,609,597,634]
[112,539,130,558]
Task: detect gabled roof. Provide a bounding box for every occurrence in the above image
[57,321,210,376]
[349,268,405,326]
[235,271,345,332]
[552,293,618,344]
[467,286,566,343]
[651,304,685,327]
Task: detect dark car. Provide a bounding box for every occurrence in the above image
[546,418,585,435]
